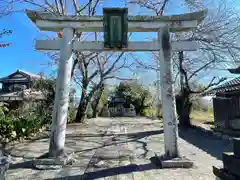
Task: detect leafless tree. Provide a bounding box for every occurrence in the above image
[0,3,13,48]
[73,51,134,122]
[3,0,135,122]
[0,29,12,47]
[69,1,134,122]
[128,0,240,127]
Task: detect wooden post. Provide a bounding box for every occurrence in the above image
[49,27,74,157]
[158,27,178,158]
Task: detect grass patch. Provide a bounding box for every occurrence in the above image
[190,109,214,123]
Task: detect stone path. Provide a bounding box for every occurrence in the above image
[5,117,232,179]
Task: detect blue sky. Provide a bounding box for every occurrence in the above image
[0,0,240,89]
[0,0,159,82]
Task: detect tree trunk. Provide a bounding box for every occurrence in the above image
[75,80,103,122]
[75,87,99,122]
[75,98,88,123]
[92,87,104,118]
[75,87,89,123]
[176,89,192,128]
[75,75,91,123]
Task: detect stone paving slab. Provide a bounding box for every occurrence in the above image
[4,117,232,180]
[6,118,113,180]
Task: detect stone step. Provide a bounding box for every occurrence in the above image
[222,152,240,177]
[213,166,238,180]
[233,138,240,157]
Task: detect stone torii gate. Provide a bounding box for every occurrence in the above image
[26,9,207,160]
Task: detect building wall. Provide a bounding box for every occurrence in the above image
[213,93,240,130]
[1,82,31,93]
[198,95,214,109]
[0,71,33,93]
[109,104,136,117]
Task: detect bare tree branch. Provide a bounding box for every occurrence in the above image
[54,0,60,14]
[102,52,125,77]
[159,0,169,16]
[191,77,227,93]
[72,0,80,14]
[59,0,65,15]
[23,0,56,14]
[91,0,100,16]
[104,76,135,81]
[187,58,215,80]
[129,0,240,94]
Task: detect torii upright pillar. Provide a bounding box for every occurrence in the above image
[49,28,74,157]
[158,27,178,157]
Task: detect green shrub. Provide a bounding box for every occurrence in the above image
[0,115,45,142]
[142,107,153,117]
[0,118,15,140]
[0,102,9,118]
[0,101,52,142]
[0,78,79,143]
[0,101,74,143]
[114,81,153,116]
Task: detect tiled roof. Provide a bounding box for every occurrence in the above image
[205,77,240,95]
[0,70,44,82]
[17,70,43,79]
[228,66,240,74]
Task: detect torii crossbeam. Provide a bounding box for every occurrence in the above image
[26,9,207,32]
[26,9,207,160]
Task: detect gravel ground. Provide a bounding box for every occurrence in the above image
[5,117,232,180]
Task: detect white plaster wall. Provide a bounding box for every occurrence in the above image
[198,95,214,109]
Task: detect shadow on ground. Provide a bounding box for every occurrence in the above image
[71,130,163,154]
[9,160,34,169]
[179,126,232,160]
[45,157,160,180]
[8,130,163,171]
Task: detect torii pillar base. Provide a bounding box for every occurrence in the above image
[151,154,194,169]
[32,152,75,170]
